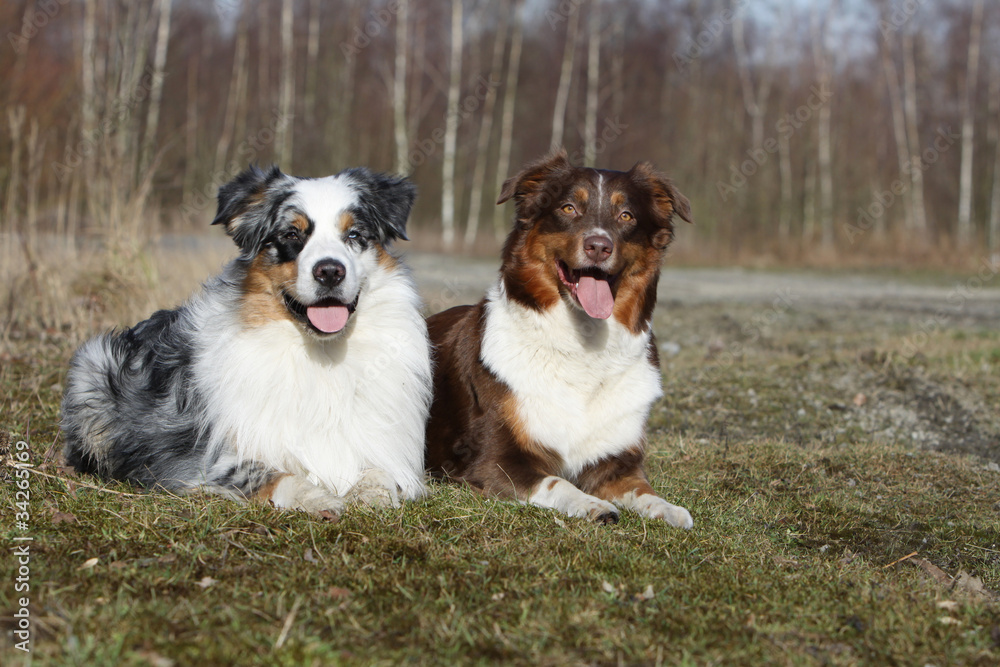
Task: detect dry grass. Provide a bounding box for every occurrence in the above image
[2,236,999,665]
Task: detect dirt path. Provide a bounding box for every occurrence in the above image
[407,252,1000,322]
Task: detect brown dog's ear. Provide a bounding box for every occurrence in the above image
[496,148,572,208]
[628,161,693,226]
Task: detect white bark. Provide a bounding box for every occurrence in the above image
[393,0,409,175]
[811,4,834,247]
[441,0,463,250]
[989,57,1000,251]
[305,0,321,124]
[957,0,984,246]
[550,3,581,150]
[493,0,525,241]
[277,0,295,168]
[880,29,914,231]
[216,11,249,175]
[902,31,927,236]
[141,0,172,174]
[584,0,600,167]
[465,8,509,249]
[81,0,97,141]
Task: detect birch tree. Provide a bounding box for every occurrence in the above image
[550,4,581,150]
[441,0,464,249]
[465,7,509,248]
[493,0,525,242]
[989,57,1000,251]
[140,0,172,175]
[393,0,409,175]
[880,29,914,232]
[811,4,834,247]
[584,0,600,167]
[957,0,984,246]
[216,10,249,176]
[276,0,295,168]
[902,31,927,236]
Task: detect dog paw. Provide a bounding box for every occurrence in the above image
[633,494,693,529]
[269,475,346,518]
[530,476,620,523]
[344,469,401,509]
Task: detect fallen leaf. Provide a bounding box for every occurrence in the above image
[196,576,218,589]
[51,510,76,525]
[853,393,867,407]
[909,557,952,587]
[936,600,959,610]
[327,587,351,600]
[601,581,616,594]
[953,571,987,597]
[303,548,317,563]
[78,557,99,571]
[938,616,961,626]
[633,585,656,601]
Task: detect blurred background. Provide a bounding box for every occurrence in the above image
[1,0,998,268]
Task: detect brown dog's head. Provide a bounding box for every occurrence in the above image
[496,149,692,332]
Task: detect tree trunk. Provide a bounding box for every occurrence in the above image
[902,31,927,237]
[305,0,321,125]
[493,0,525,242]
[957,0,984,246]
[277,0,295,169]
[989,57,1000,251]
[441,0,463,250]
[811,5,834,248]
[550,2,580,150]
[778,134,792,240]
[140,0,172,175]
[465,8,509,249]
[216,12,250,176]
[880,30,915,232]
[584,0,600,167]
[81,0,97,142]
[392,0,409,174]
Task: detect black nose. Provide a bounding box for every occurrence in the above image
[312,259,346,287]
[583,235,613,263]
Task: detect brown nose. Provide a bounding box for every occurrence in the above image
[583,235,613,263]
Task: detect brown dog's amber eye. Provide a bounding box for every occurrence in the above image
[561,204,576,214]
[620,211,634,222]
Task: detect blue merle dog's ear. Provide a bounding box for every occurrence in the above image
[343,168,417,244]
[212,164,291,254]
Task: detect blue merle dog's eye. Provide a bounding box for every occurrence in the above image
[282,229,301,243]
[347,230,361,240]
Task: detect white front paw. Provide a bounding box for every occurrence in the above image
[270,475,345,517]
[344,469,401,508]
[634,494,693,529]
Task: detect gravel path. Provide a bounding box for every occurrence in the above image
[406,252,1000,322]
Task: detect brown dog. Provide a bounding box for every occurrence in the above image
[425,149,693,527]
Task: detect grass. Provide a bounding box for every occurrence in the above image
[2,244,999,665]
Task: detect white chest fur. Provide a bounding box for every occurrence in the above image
[480,283,662,478]
[192,263,432,498]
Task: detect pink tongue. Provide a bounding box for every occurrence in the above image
[306,304,349,333]
[576,275,614,319]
